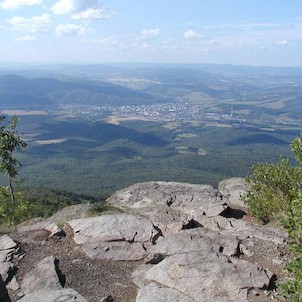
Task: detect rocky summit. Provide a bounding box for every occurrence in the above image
[0,178,289,302]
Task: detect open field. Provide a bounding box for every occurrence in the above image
[1,110,48,116]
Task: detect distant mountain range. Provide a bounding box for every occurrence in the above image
[0,74,159,109]
[1,64,302,119]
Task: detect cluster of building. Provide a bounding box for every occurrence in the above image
[59,101,246,124]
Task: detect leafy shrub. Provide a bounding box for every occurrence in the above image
[243,157,302,223]
[0,186,34,226]
[281,193,302,301]
[243,134,302,300]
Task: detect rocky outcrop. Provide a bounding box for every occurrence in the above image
[106,181,287,301]
[107,181,227,218]
[1,179,288,301]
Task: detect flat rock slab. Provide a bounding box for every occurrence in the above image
[68,213,159,260]
[107,181,227,218]
[16,288,88,302]
[16,221,61,238]
[141,251,271,302]
[145,228,240,263]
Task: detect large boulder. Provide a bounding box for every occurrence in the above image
[107,181,227,217]
[107,181,228,237]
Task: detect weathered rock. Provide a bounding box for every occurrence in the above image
[218,177,248,209]
[194,215,288,244]
[16,220,62,238]
[134,206,191,237]
[81,240,152,261]
[0,235,19,282]
[0,262,13,282]
[21,255,63,293]
[136,282,194,302]
[107,181,227,218]
[49,203,91,223]
[7,276,20,291]
[68,213,159,260]
[141,252,271,302]
[16,288,88,302]
[0,235,18,251]
[145,228,240,263]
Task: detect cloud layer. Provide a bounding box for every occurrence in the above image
[1,0,42,10]
[8,14,52,32]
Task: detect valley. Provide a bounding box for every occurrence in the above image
[0,63,301,196]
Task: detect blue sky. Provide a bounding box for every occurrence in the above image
[0,0,302,66]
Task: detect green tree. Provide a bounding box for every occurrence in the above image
[0,115,27,204]
[243,134,302,301]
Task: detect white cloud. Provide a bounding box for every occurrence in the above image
[0,0,42,10]
[51,0,74,15]
[72,6,112,19]
[8,14,52,32]
[139,28,160,40]
[92,37,118,45]
[14,35,36,42]
[276,39,288,46]
[51,0,114,20]
[55,23,90,36]
[184,29,204,39]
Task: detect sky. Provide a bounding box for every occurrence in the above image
[0,0,302,66]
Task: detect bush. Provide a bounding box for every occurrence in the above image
[281,193,302,301]
[0,186,34,226]
[243,134,302,300]
[243,157,302,223]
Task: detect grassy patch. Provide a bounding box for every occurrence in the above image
[87,204,123,217]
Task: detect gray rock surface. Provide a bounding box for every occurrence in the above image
[16,220,61,238]
[136,282,194,302]
[105,181,286,302]
[21,255,62,293]
[49,203,91,223]
[0,235,19,282]
[218,177,248,209]
[107,181,227,217]
[68,213,159,260]
[145,228,240,263]
[2,179,289,302]
[16,288,88,302]
[141,252,271,302]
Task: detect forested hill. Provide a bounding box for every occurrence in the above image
[0,74,159,109]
